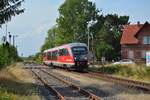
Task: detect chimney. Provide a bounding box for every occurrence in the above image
[137,21,140,25]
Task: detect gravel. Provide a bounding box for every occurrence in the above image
[49,68,150,100]
[32,70,57,100]
[33,69,89,100]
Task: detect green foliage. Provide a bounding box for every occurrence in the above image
[0,43,20,69]
[88,64,150,81]
[41,27,57,52]
[96,42,114,60]
[0,91,14,100]
[34,52,42,64]
[56,0,98,44]
[94,14,129,60]
[0,0,24,26]
[0,91,15,100]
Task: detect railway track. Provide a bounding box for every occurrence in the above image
[87,71,150,92]
[56,68,150,92]
[31,69,65,100]
[62,71,150,92]
[26,63,150,92]
[31,68,101,100]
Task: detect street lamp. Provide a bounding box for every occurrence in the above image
[87,20,97,64]
[87,20,97,52]
[90,33,94,52]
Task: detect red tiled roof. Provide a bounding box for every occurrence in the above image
[120,24,144,44]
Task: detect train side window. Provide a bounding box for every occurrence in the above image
[59,49,63,56]
[59,48,69,56]
[63,49,69,55]
[47,52,51,60]
[52,51,58,60]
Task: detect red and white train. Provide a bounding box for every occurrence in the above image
[43,43,89,71]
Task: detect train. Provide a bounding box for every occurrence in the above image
[43,43,89,71]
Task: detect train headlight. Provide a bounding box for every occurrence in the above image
[84,57,88,60]
[74,57,77,60]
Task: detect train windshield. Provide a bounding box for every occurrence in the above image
[71,46,88,55]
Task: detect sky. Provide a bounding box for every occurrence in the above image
[0,0,150,57]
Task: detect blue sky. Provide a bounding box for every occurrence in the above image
[0,0,150,57]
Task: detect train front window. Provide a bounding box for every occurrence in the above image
[71,47,87,55]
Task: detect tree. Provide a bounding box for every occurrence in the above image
[0,43,20,69]
[56,0,99,44]
[94,14,129,61]
[41,27,57,52]
[0,0,24,27]
[33,52,42,64]
[96,42,113,60]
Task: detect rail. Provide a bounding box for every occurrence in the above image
[41,69,101,100]
[88,71,150,91]
[31,70,65,100]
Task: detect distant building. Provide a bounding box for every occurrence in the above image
[121,22,150,62]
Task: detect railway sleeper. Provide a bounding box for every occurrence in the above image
[31,70,65,100]
[41,69,101,100]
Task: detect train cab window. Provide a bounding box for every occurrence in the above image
[71,46,88,55]
[59,48,69,56]
[47,52,51,60]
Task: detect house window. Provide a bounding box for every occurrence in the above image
[143,36,150,44]
[128,50,134,59]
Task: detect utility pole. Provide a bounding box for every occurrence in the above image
[8,32,12,44]
[13,35,18,46]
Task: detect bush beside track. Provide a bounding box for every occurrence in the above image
[88,64,150,82]
[0,43,22,70]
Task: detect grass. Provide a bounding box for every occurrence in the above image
[88,64,150,82]
[0,63,40,100]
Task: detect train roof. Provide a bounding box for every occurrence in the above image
[43,43,87,53]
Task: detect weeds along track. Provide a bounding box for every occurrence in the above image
[31,68,101,100]
[86,71,150,92]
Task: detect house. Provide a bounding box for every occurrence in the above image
[121,22,150,61]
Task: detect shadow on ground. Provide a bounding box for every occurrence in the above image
[0,78,58,100]
[0,78,38,96]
